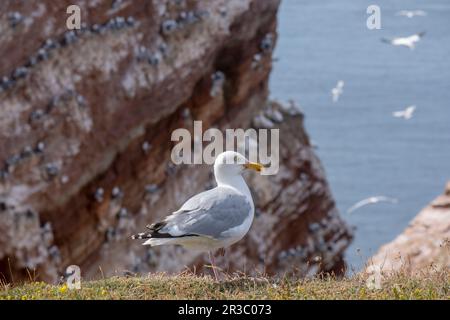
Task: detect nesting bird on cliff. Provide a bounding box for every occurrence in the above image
[132,151,264,280]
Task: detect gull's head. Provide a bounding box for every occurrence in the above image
[214,151,264,180]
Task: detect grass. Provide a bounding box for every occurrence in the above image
[0,269,449,300]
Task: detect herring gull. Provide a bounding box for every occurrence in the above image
[132,151,264,280]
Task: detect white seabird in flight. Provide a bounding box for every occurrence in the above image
[132,151,264,280]
[381,32,426,50]
[347,196,398,215]
[331,80,344,103]
[393,105,416,120]
[396,10,427,18]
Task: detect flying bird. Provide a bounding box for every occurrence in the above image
[396,10,427,18]
[381,32,426,50]
[347,196,398,214]
[331,80,344,103]
[393,105,416,120]
[132,151,264,280]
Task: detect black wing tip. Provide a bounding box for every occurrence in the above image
[132,222,167,240]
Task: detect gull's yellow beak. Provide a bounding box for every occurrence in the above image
[244,162,264,172]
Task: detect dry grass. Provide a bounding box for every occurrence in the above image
[0,269,448,300]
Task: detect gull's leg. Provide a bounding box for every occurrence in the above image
[208,251,219,281]
[217,248,226,256]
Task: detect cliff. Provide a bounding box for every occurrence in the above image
[0,0,353,283]
[368,182,450,273]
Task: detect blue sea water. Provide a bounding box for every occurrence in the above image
[270,0,450,270]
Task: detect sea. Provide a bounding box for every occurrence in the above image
[270,0,450,270]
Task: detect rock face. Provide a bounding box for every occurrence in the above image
[368,182,450,273]
[0,0,353,283]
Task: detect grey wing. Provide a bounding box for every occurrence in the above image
[160,187,252,239]
[174,188,219,213]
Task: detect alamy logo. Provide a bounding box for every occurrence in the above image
[171,121,279,175]
[367,5,381,30]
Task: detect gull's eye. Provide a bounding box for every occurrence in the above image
[234,155,238,163]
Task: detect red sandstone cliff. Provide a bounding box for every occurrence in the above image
[368,182,450,273]
[0,0,353,283]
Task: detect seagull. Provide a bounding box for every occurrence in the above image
[396,10,427,18]
[393,105,416,120]
[131,151,264,280]
[381,32,426,50]
[347,196,398,214]
[331,80,344,103]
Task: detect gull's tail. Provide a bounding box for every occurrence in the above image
[380,38,391,44]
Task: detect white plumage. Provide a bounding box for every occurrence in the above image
[331,80,344,103]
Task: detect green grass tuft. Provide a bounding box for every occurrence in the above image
[1,270,448,300]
